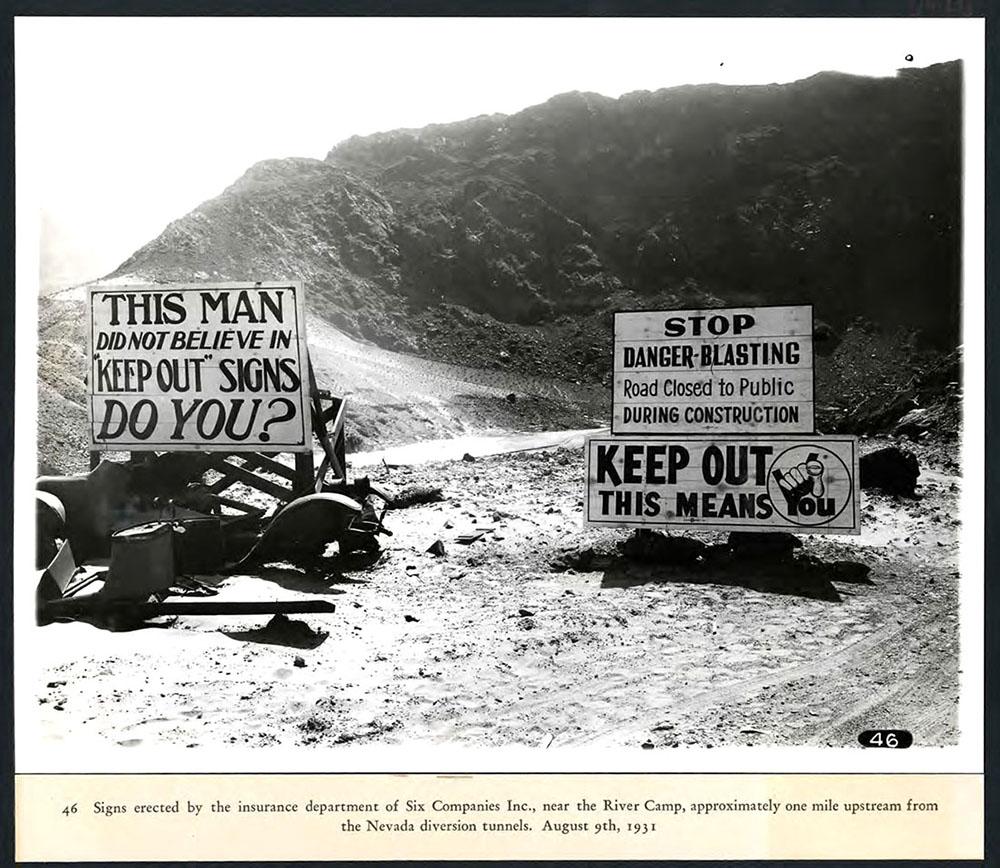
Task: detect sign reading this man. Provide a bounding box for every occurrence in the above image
[87,282,311,451]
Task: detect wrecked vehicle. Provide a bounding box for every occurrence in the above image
[36,388,393,627]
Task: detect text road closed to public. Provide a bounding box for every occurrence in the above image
[613,305,814,435]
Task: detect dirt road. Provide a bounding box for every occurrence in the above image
[33,437,960,753]
[305,316,607,449]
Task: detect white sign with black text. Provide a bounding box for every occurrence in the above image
[87,281,311,452]
[585,435,859,534]
[613,305,814,435]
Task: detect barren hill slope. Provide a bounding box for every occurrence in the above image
[112,62,961,381]
[37,63,963,471]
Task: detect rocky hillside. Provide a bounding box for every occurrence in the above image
[38,63,962,473]
[112,61,961,383]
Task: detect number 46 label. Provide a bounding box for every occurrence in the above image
[858,729,913,748]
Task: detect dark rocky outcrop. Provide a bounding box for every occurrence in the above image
[860,446,921,497]
[727,532,803,560]
[622,529,707,565]
[108,63,962,395]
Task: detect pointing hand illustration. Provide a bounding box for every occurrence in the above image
[773,452,825,510]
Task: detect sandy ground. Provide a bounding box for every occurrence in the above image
[33,436,960,751]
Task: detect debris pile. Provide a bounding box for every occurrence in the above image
[391,484,444,509]
[35,389,394,628]
[222,614,329,650]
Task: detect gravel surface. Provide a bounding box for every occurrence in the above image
[33,437,960,751]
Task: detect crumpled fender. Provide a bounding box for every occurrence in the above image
[240,492,363,563]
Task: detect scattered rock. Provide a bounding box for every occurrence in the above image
[892,408,934,438]
[550,544,615,572]
[518,608,535,617]
[622,530,706,565]
[404,615,419,623]
[293,656,306,668]
[812,320,840,356]
[859,446,920,496]
[223,615,329,650]
[391,484,444,509]
[828,561,873,582]
[426,539,447,557]
[462,453,477,462]
[505,392,517,403]
[727,532,802,559]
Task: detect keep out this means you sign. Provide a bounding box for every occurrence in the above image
[87,282,311,451]
[585,436,860,534]
[613,305,814,435]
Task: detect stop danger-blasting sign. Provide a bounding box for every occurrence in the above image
[613,305,814,435]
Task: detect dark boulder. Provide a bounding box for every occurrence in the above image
[727,532,802,559]
[391,484,444,508]
[622,529,706,565]
[550,544,616,572]
[859,446,920,496]
[892,407,934,438]
[812,320,841,357]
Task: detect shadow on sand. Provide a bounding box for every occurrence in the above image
[599,554,873,603]
[252,549,383,595]
[558,531,873,603]
[222,613,329,649]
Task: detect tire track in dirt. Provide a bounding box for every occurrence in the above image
[542,584,955,748]
[807,595,959,745]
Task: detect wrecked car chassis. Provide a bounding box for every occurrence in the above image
[36,388,394,626]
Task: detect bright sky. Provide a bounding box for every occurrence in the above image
[16,16,980,292]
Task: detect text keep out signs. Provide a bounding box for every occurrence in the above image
[87,282,311,451]
[585,436,859,534]
[613,305,814,435]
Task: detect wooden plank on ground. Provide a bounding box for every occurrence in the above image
[44,597,336,620]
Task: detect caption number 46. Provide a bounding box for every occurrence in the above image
[62,804,78,816]
[858,729,913,749]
